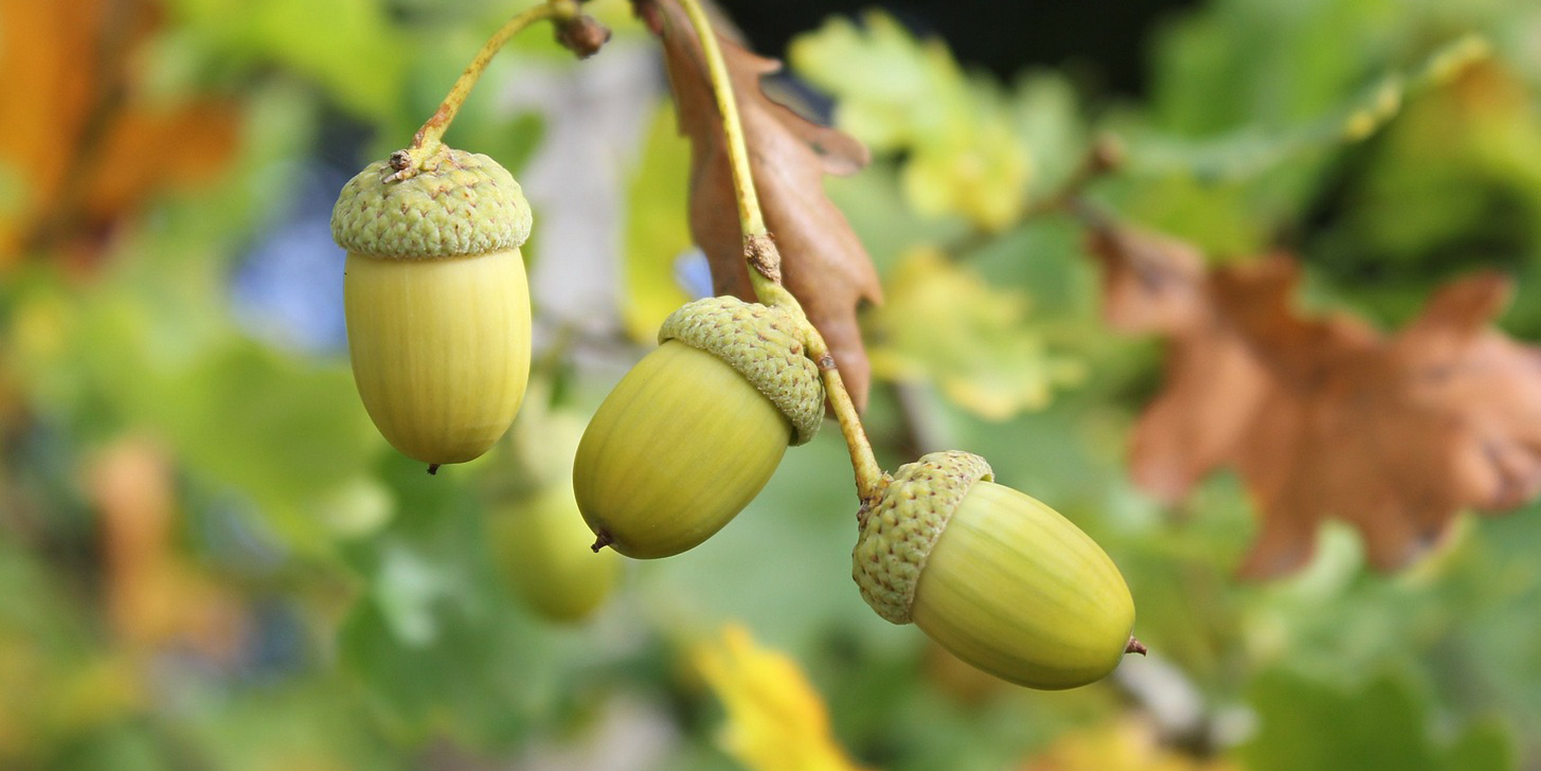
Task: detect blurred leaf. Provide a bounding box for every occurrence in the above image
[694,624,872,771]
[622,100,695,341]
[166,0,403,120]
[866,248,1084,420]
[1308,56,1541,335]
[0,0,241,264]
[1021,717,1236,771]
[792,11,1031,232]
[1010,73,1090,202]
[1095,221,1541,578]
[1240,669,1513,771]
[1128,34,1491,182]
[89,437,247,659]
[640,0,882,408]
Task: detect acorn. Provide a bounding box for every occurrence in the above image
[491,482,622,623]
[853,451,1137,690]
[574,296,824,558]
[491,411,620,622]
[332,144,532,470]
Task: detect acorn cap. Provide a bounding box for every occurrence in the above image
[658,296,824,445]
[331,145,532,259]
[853,451,993,624]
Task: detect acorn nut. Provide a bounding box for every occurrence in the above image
[332,145,532,469]
[491,483,623,622]
[574,296,824,559]
[853,451,1137,690]
[491,413,621,623]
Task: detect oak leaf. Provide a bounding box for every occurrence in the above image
[636,0,882,409]
[1091,223,1541,579]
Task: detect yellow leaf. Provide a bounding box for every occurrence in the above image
[900,118,1030,233]
[867,248,1084,420]
[693,624,873,771]
[1022,719,1237,771]
[622,100,694,342]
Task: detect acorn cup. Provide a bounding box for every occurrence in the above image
[332,144,533,470]
[573,296,825,559]
[853,451,1137,690]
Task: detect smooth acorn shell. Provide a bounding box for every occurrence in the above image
[491,482,621,623]
[343,248,531,464]
[573,340,790,558]
[910,480,1135,690]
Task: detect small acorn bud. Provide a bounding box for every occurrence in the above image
[574,297,824,558]
[331,144,532,468]
[853,451,1136,690]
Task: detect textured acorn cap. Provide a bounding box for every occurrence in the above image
[331,145,532,259]
[853,451,993,624]
[658,296,824,445]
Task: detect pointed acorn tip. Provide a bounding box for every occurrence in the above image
[427,464,440,476]
[1125,635,1148,656]
[591,531,613,553]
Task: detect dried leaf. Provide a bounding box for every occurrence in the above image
[1093,222,1541,579]
[638,0,882,409]
[1088,224,1271,503]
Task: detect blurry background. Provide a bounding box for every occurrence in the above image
[5,0,1541,769]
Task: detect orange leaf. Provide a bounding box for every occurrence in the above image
[0,0,239,266]
[89,437,246,660]
[1092,221,1541,579]
[638,0,882,408]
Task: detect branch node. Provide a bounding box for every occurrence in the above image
[746,233,782,285]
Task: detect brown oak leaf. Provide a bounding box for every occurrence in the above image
[1090,222,1541,579]
[1087,224,1273,505]
[636,0,882,409]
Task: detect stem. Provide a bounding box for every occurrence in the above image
[410,0,580,152]
[675,0,787,307]
[674,0,885,504]
[676,0,764,239]
[805,332,886,504]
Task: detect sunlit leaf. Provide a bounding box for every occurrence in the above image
[694,624,871,771]
[867,248,1084,420]
[622,100,695,342]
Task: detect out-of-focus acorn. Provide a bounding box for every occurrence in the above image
[573,297,824,559]
[332,144,532,470]
[492,481,621,623]
[853,451,1137,690]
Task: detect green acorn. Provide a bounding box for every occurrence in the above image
[573,296,824,558]
[490,411,622,622]
[332,144,532,470]
[853,451,1137,690]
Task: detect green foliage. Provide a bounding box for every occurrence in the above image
[6,0,1541,769]
[1241,669,1512,771]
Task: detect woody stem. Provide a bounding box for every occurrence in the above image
[673,0,885,504]
[410,0,580,152]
